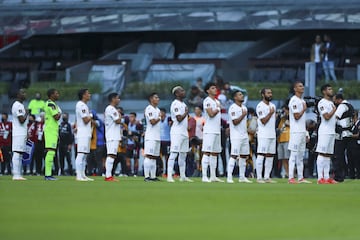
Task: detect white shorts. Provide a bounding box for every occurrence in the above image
[316,134,335,154]
[12,135,27,152]
[277,142,290,159]
[257,138,276,154]
[77,137,91,154]
[106,140,120,155]
[202,133,221,153]
[144,140,161,157]
[170,134,189,153]
[230,137,250,156]
[288,132,306,152]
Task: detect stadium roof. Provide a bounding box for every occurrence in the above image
[1,0,360,36]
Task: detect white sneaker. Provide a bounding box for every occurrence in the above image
[210,177,224,183]
[167,178,175,183]
[239,177,252,183]
[257,179,266,184]
[83,176,94,181]
[179,177,193,182]
[12,176,27,181]
[202,177,211,183]
[264,178,277,183]
[226,178,234,183]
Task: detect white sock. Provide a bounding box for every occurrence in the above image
[150,159,157,178]
[316,155,325,180]
[75,153,83,178]
[178,152,187,179]
[227,157,236,180]
[256,155,265,180]
[12,152,21,178]
[324,157,331,179]
[264,157,273,179]
[143,157,151,178]
[82,154,88,178]
[288,151,296,179]
[239,157,246,179]
[209,155,217,179]
[105,156,114,178]
[296,151,304,180]
[167,152,177,179]
[201,155,210,178]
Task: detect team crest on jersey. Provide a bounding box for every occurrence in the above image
[113,112,117,116]
[320,106,324,111]
[175,108,178,112]
[231,112,235,116]
[82,109,86,113]
[149,112,152,116]
[259,111,262,116]
[293,105,297,109]
[206,103,210,107]
[19,109,23,113]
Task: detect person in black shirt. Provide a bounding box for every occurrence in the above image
[58,113,74,175]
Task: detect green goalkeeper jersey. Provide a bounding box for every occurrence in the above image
[44,99,61,133]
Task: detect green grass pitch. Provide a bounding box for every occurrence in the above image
[1,176,360,240]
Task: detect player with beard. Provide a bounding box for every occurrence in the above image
[255,88,277,183]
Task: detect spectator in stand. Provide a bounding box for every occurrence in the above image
[28,92,45,116]
[276,105,290,179]
[126,112,142,176]
[25,114,37,175]
[33,113,45,176]
[195,77,205,95]
[0,113,12,175]
[310,35,324,82]
[187,86,205,111]
[58,112,74,176]
[159,108,172,177]
[322,34,337,83]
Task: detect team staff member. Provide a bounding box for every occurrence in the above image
[11,89,28,180]
[167,86,192,182]
[316,84,338,184]
[256,88,277,183]
[0,113,12,175]
[44,88,62,181]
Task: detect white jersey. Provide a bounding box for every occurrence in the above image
[104,105,121,141]
[11,101,28,137]
[317,98,336,134]
[228,103,248,139]
[256,101,276,138]
[203,96,221,134]
[170,99,188,136]
[288,95,306,133]
[145,104,161,141]
[75,100,92,138]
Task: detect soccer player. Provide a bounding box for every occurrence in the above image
[144,92,161,182]
[44,88,61,181]
[11,89,28,180]
[104,93,122,182]
[256,88,277,183]
[288,81,312,184]
[316,84,338,184]
[227,90,251,183]
[167,86,192,182]
[201,82,223,183]
[75,88,94,181]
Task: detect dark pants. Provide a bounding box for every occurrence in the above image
[33,141,45,175]
[1,145,12,174]
[348,140,360,179]
[112,152,126,176]
[58,144,73,175]
[333,138,352,182]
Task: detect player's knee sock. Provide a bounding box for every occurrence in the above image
[324,157,331,179]
[296,151,304,180]
[105,156,114,178]
[227,157,236,180]
[201,155,210,179]
[264,157,273,179]
[209,156,217,179]
[45,150,55,176]
[82,154,88,177]
[167,152,177,178]
[178,152,187,179]
[75,153,84,178]
[143,157,151,178]
[288,151,296,179]
[316,155,325,180]
[256,155,264,180]
[12,152,21,178]
[150,159,157,178]
[239,157,246,179]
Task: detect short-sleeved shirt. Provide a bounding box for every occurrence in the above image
[317,98,336,135]
[75,100,92,138]
[44,100,61,133]
[28,99,45,115]
[11,101,28,137]
[145,104,161,141]
[203,96,221,134]
[228,103,248,139]
[170,99,188,136]
[289,95,306,133]
[256,101,276,138]
[104,105,121,141]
